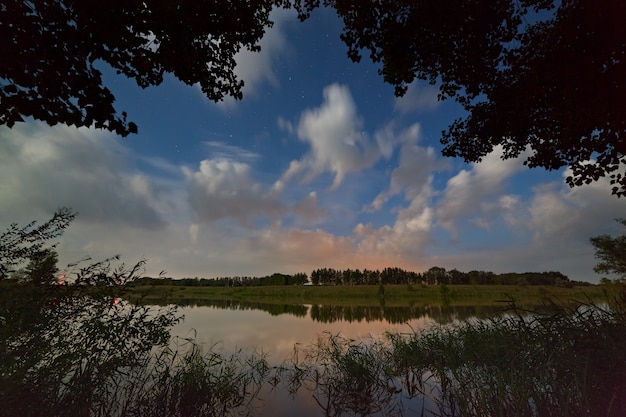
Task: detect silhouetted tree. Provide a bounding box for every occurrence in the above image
[0,207,75,279]
[591,218,626,279]
[423,266,448,285]
[295,0,626,196]
[0,210,181,416]
[1,0,288,136]
[24,249,59,285]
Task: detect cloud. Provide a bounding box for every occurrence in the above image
[0,123,166,229]
[525,167,626,241]
[291,191,327,224]
[436,145,528,238]
[227,223,428,276]
[354,182,434,264]
[394,82,441,114]
[352,140,624,282]
[356,126,441,260]
[218,8,294,108]
[183,158,285,226]
[367,123,445,212]
[4,122,621,284]
[203,141,261,161]
[281,84,383,190]
[183,154,327,227]
[0,123,332,280]
[421,164,626,282]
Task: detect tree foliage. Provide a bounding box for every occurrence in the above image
[295,0,626,196]
[0,207,75,279]
[0,210,182,416]
[3,0,624,194]
[1,0,287,136]
[591,218,626,279]
[24,248,59,285]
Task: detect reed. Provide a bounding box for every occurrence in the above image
[2,277,622,417]
[285,288,626,417]
[113,340,277,417]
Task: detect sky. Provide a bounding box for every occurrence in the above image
[1,8,624,283]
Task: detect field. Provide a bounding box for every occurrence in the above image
[127,283,608,307]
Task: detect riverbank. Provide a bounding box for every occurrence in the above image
[126,283,607,307]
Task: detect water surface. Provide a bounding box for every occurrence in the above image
[167,301,505,417]
[171,301,503,361]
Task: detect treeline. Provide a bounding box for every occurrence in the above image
[132,266,591,287]
[131,272,308,288]
[309,266,582,287]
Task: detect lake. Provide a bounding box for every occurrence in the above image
[168,301,507,416]
[170,300,506,358]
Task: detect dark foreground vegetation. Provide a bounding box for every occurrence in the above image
[285,291,626,417]
[3,0,624,413]
[2,211,626,417]
[3,0,625,196]
[3,279,626,417]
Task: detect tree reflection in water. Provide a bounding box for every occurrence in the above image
[5,287,624,417]
[1,273,278,417]
[167,298,504,325]
[177,298,625,417]
[281,299,626,417]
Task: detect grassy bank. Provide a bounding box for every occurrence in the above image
[127,283,607,307]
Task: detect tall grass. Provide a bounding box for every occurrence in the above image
[0,281,278,417]
[4,278,625,417]
[283,333,403,417]
[285,290,626,417]
[111,340,277,417]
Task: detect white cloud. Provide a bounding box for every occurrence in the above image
[394,82,440,114]
[367,123,444,212]
[189,223,200,245]
[0,123,194,278]
[525,167,626,241]
[356,181,435,262]
[203,141,261,161]
[424,165,626,282]
[183,154,329,227]
[436,146,528,237]
[281,84,382,190]
[183,159,285,226]
[0,122,335,280]
[0,123,166,229]
[218,8,294,108]
[3,119,622,284]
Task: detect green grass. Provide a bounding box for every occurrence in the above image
[127,283,607,307]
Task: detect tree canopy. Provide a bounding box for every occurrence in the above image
[295,0,626,196]
[591,218,626,280]
[0,207,75,280]
[0,0,286,136]
[2,0,624,195]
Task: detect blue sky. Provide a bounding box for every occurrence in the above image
[1,8,624,282]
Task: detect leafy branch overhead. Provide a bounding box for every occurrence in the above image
[296,0,626,196]
[0,0,288,135]
[1,0,625,195]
